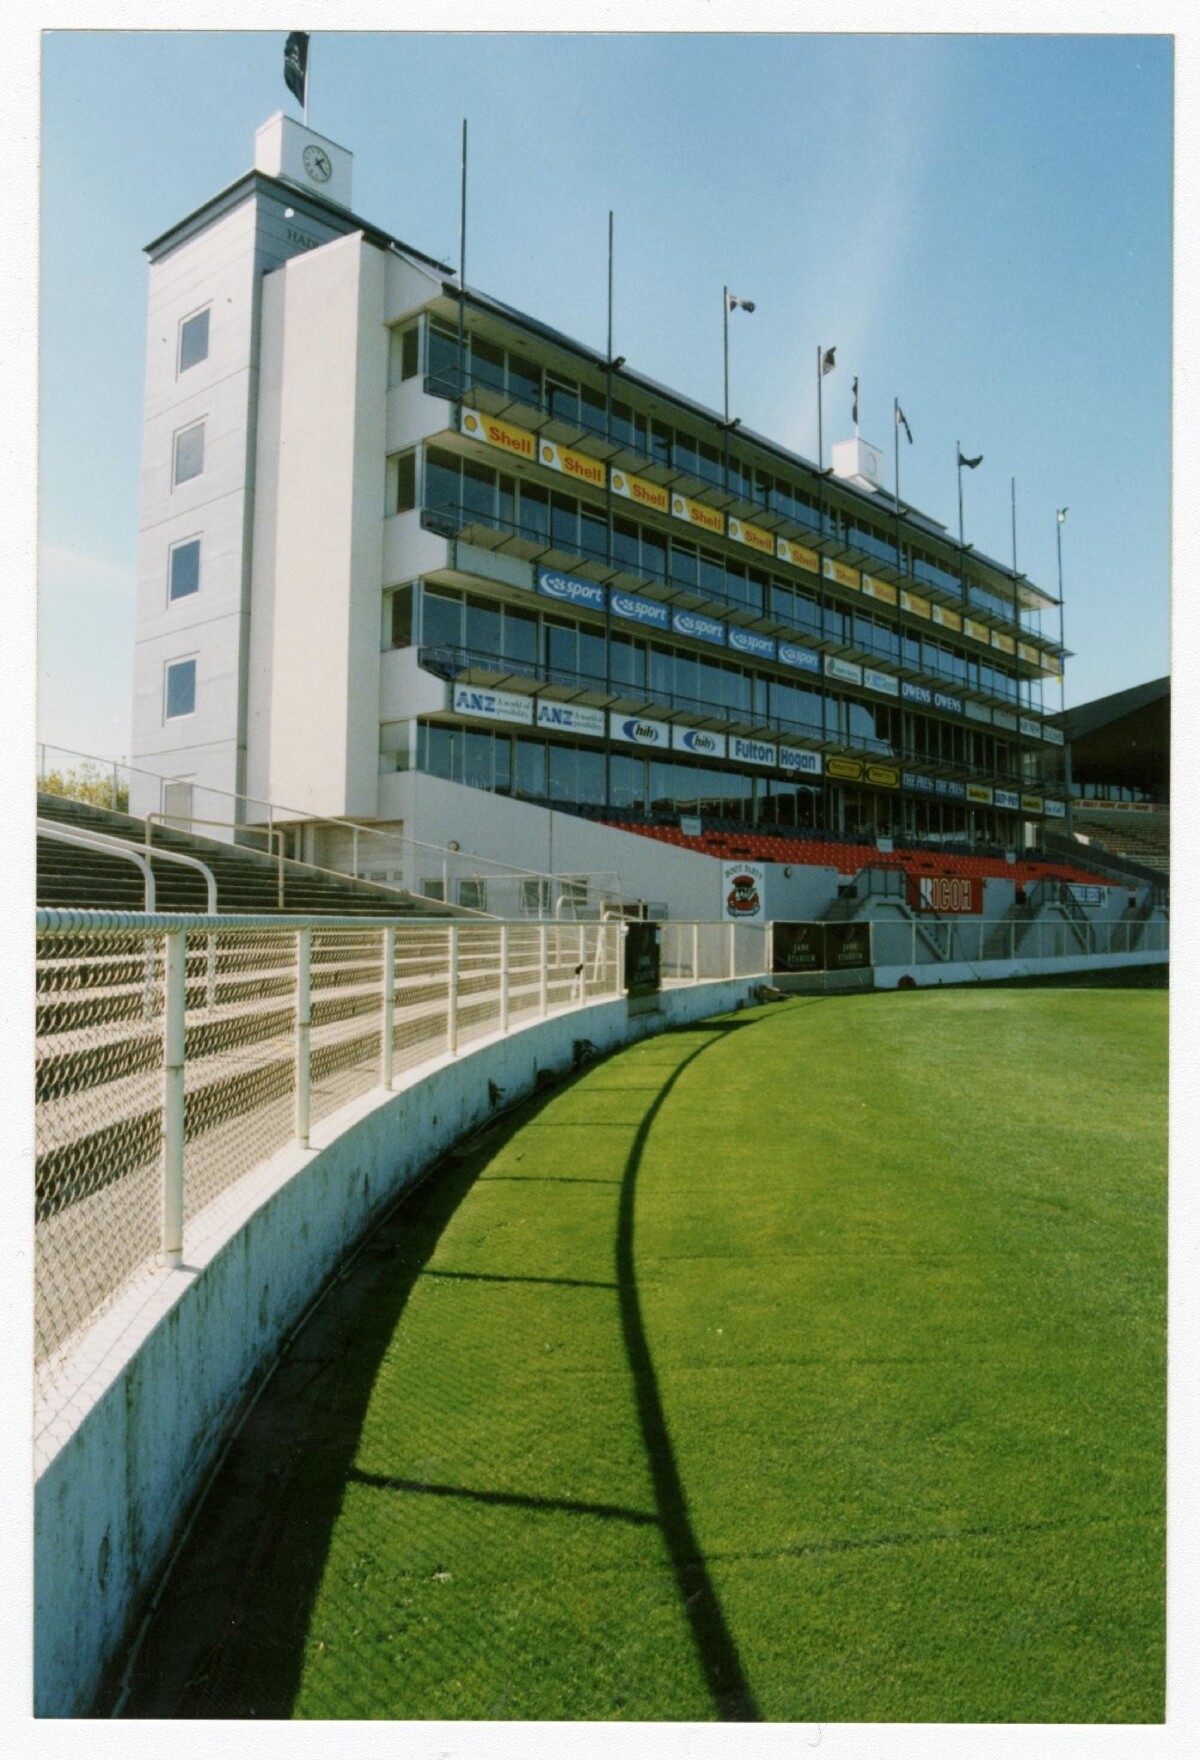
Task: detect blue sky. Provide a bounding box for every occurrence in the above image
[35,24,1173,761]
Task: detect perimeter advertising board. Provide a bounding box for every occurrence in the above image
[624,921,662,997]
[771,923,872,973]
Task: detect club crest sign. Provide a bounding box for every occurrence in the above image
[722,861,765,921]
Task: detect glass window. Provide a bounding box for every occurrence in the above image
[515,737,546,799]
[471,335,505,392]
[551,492,579,553]
[580,383,606,435]
[640,525,667,583]
[389,586,413,649]
[395,451,417,514]
[519,481,549,542]
[547,375,579,424]
[612,516,641,574]
[670,538,699,592]
[576,746,605,805]
[578,625,607,685]
[610,634,645,694]
[165,658,196,720]
[610,752,645,811]
[461,457,496,520]
[548,743,577,802]
[503,606,538,668]
[173,422,205,486]
[168,539,200,602]
[494,736,513,795]
[422,588,462,649]
[649,643,673,699]
[465,594,502,657]
[649,421,672,467]
[544,617,577,678]
[425,447,460,512]
[427,323,458,386]
[178,308,210,374]
[580,503,607,561]
[464,730,494,789]
[699,550,725,602]
[508,351,541,405]
[400,326,419,380]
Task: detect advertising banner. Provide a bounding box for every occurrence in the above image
[536,567,607,613]
[903,772,935,794]
[826,755,863,781]
[772,921,826,973]
[610,588,670,631]
[991,630,1016,655]
[860,572,898,605]
[671,492,725,537]
[1044,798,1067,818]
[966,783,994,805]
[536,700,605,738]
[903,681,933,707]
[778,745,822,775]
[905,874,984,914]
[624,921,662,997]
[778,641,821,674]
[900,590,932,619]
[965,699,992,723]
[777,536,821,575]
[730,735,777,768]
[991,709,1017,731]
[933,688,965,716]
[671,607,726,646]
[864,762,901,789]
[825,654,863,686]
[671,725,727,759]
[459,407,536,463]
[823,557,861,592]
[723,861,766,920]
[1020,717,1043,740]
[727,516,775,558]
[1018,642,1041,666]
[935,778,966,799]
[728,626,777,661]
[609,712,669,748]
[964,617,992,644]
[452,684,535,725]
[932,604,963,631]
[994,788,1019,810]
[1021,794,1045,814]
[536,438,606,490]
[864,667,900,696]
[825,923,872,970]
[611,468,670,514]
[1042,726,1065,746]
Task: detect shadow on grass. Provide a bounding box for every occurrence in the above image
[106,1010,772,1720]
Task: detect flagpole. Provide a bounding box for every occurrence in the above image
[604,210,615,810]
[957,442,964,549]
[723,287,730,429]
[894,399,908,836]
[816,346,824,473]
[456,120,468,403]
[1011,476,1026,850]
[304,38,310,128]
[1057,510,1073,834]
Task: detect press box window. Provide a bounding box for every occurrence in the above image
[165,658,196,720]
[168,539,200,602]
[173,422,205,486]
[178,308,210,374]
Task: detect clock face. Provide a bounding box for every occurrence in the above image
[303,144,332,184]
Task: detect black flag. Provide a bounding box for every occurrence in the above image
[896,405,913,444]
[852,376,859,424]
[284,31,310,106]
[821,346,837,375]
[958,449,983,470]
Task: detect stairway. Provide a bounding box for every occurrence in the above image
[37,794,460,918]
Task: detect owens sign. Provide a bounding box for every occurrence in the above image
[905,874,984,915]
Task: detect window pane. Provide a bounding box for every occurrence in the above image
[519,482,549,541]
[461,457,496,519]
[515,737,546,799]
[548,744,577,801]
[400,326,419,380]
[395,452,416,513]
[174,423,205,485]
[168,539,200,602]
[503,607,538,667]
[578,626,606,685]
[471,335,505,391]
[427,323,458,384]
[425,448,460,512]
[179,309,210,373]
[390,586,413,648]
[165,659,196,719]
[508,351,540,405]
[465,595,502,657]
[576,747,605,805]
[423,589,462,649]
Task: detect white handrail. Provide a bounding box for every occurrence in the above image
[38,822,157,912]
[42,817,218,913]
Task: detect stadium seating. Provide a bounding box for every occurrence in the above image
[597,817,1115,894]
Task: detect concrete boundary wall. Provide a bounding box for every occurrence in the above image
[873,948,1168,988]
[34,976,760,1718]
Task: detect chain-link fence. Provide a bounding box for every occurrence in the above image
[35,912,640,1403]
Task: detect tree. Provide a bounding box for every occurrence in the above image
[40,762,129,815]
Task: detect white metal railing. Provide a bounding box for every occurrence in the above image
[36,910,759,1405]
[867,915,1169,969]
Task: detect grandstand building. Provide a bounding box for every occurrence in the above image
[130,113,1071,917]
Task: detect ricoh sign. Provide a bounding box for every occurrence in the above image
[905,874,984,915]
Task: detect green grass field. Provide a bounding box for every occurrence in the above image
[126,986,1167,1723]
